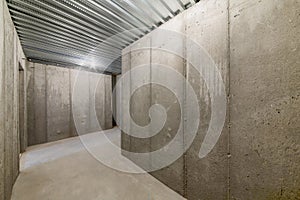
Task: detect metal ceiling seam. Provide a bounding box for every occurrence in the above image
[31,0,134,43]
[189,0,196,5]
[22,46,84,63]
[20,39,121,63]
[50,0,139,40]
[157,0,175,17]
[12,17,103,50]
[25,49,86,66]
[17,29,123,60]
[110,0,158,27]
[96,0,153,30]
[85,0,149,33]
[142,0,167,23]
[27,56,119,74]
[70,0,141,36]
[127,0,163,25]
[23,49,103,68]
[174,0,185,11]
[78,2,145,38]
[63,0,144,42]
[25,50,121,73]
[128,0,165,23]
[16,27,97,55]
[14,21,94,50]
[42,0,133,39]
[148,0,174,19]
[19,36,90,58]
[9,10,114,47]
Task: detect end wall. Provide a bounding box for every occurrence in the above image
[27,63,113,146]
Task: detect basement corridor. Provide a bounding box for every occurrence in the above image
[1,0,299,199]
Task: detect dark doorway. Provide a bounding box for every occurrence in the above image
[112,75,117,127]
[19,63,25,153]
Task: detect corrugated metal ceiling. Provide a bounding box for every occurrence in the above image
[7,0,198,74]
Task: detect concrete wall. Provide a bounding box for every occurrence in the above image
[0,0,27,199]
[27,63,113,146]
[121,0,300,199]
[229,0,300,199]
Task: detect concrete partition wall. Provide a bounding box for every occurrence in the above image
[27,63,113,146]
[121,1,229,199]
[0,1,27,199]
[121,0,299,199]
[229,0,300,199]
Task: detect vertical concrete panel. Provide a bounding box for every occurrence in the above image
[46,66,70,142]
[23,63,28,151]
[121,50,131,156]
[149,15,186,195]
[230,0,300,199]
[69,69,78,137]
[104,75,112,129]
[33,64,47,145]
[130,37,151,169]
[26,63,35,146]
[95,74,105,131]
[12,32,19,184]
[185,1,230,199]
[23,68,28,151]
[0,1,5,198]
[72,70,90,135]
[89,72,101,132]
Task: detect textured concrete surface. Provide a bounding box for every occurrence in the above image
[27,63,113,146]
[121,0,300,199]
[120,51,131,158]
[129,37,152,170]
[0,0,26,199]
[229,0,300,199]
[150,14,186,196]
[11,128,186,200]
[32,64,47,145]
[121,0,229,199]
[121,16,188,195]
[46,66,71,142]
[185,1,229,199]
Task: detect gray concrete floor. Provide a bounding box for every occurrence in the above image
[11,128,185,200]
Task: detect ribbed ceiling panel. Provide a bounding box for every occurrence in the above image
[7,0,197,74]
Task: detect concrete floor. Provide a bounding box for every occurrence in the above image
[11,128,185,200]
